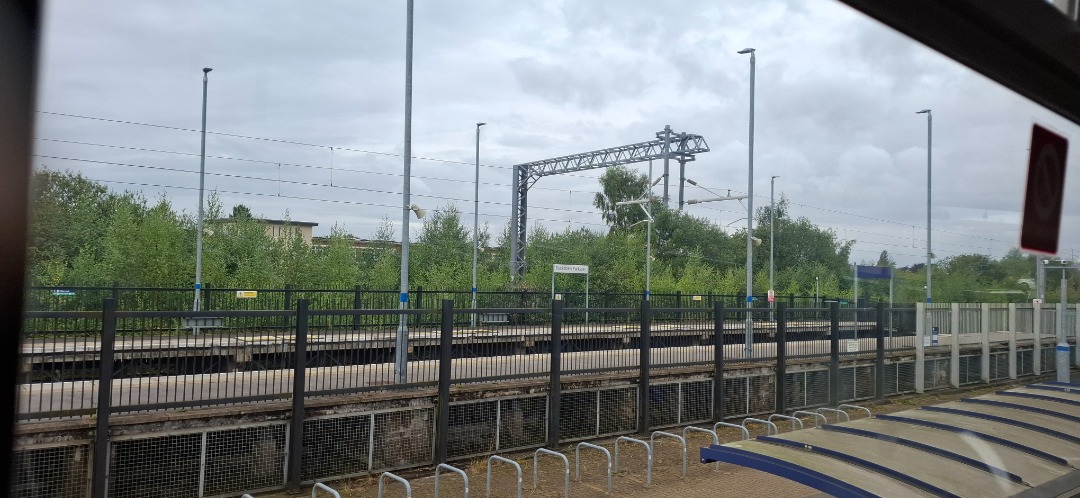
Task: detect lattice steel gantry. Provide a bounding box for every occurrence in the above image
[509,126,710,280]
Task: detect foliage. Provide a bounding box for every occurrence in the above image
[24,170,1058,304]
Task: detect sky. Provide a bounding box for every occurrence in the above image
[33,0,1080,269]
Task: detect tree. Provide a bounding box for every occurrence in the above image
[230,204,253,219]
[593,166,657,231]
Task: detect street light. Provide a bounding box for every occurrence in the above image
[193,67,212,313]
[617,191,657,300]
[471,122,486,327]
[916,109,932,303]
[770,175,779,320]
[738,47,756,354]
[396,0,416,384]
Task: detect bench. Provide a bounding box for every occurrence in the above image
[480,312,509,324]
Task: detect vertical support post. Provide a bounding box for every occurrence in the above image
[638,299,652,433]
[1008,303,1018,379]
[950,303,960,387]
[287,299,309,492]
[92,298,117,498]
[1074,303,1080,369]
[435,299,454,464]
[202,283,211,312]
[414,286,424,328]
[875,303,885,400]
[775,303,787,414]
[713,303,725,422]
[981,303,991,383]
[352,285,363,331]
[676,290,683,322]
[283,283,294,331]
[915,302,926,393]
[548,299,564,448]
[1033,302,1043,375]
[829,301,840,407]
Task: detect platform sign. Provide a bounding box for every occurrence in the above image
[1020,124,1068,254]
[552,264,589,274]
[932,326,940,346]
[692,295,703,301]
[52,289,76,297]
[845,339,859,353]
[235,290,258,299]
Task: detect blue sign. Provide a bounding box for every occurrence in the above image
[856,265,893,280]
[931,326,940,346]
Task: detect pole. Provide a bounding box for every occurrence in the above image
[646,213,652,301]
[769,175,777,321]
[194,68,211,312]
[924,110,933,303]
[396,0,414,383]
[1058,270,1070,382]
[740,48,756,354]
[472,122,485,327]
[662,125,671,207]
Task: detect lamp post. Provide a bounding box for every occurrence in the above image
[770,175,779,321]
[193,67,212,313]
[471,122,486,327]
[738,47,756,354]
[396,0,415,384]
[616,176,662,300]
[916,109,932,303]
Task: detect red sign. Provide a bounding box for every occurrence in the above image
[767,289,775,303]
[1021,124,1068,254]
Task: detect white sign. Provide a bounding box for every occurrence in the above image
[553,264,589,274]
[767,289,775,303]
[1033,298,1044,305]
[845,340,859,353]
[554,294,563,301]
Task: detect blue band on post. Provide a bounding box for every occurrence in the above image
[1058,345,1071,351]
[195,283,201,290]
[400,292,408,303]
[471,287,477,293]
[746,296,753,303]
[926,297,932,303]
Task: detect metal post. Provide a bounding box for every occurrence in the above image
[662,125,671,207]
[678,158,687,210]
[915,302,926,392]
[646,207,653,301]
[916,109,933,303]
[92,298,117,498]
[829,301,840,407]
[769,175,778,321]
[396,0,415,384]
[194,67,212,312]
[352,285,363,331]
[950,303,960,387]
[1058,273,1070,382]
[435,299,454,464]
[472,122,485,328]
[739,48,757,355]
[775,303,787,413]
[875,303,885,400]
[288,299,309,492]
[548,299,564,448]
[713,302,725,422]
[638,299,652,433]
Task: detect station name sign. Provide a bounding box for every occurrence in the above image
[552,264,589,274]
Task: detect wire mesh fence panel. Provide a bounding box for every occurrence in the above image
[785,369,830,410]
[498,395,546,451]
[446,399,498,459]
[11,443,89,498]
[990,351,1009,380]
[109,433,202,498]
[558,390,598,441]
[1041,346,1057,373]
[958,355,982,385]
[1018,347,1036,376]
[648,382,680,428]
[837,366,877,402]
[924,356,952,390]
[371,407,434,472]
[302,413,372,482]
[679,379,712,425]
[597,386,637,437]
[203,423,287,497]
[883,361,916,395]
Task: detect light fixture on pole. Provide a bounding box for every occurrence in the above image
[916,109,932,304]
[769,175,779,321]
[738,47,756,354]
[396,0,416,384]
[471,122,486,328]
[617,184,658,300]
[193,67,212,313]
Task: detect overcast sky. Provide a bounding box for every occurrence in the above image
[33,0,1080,268]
